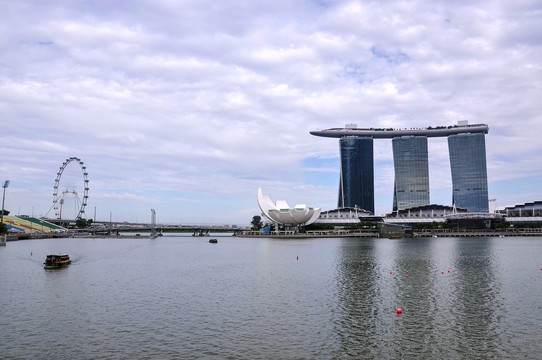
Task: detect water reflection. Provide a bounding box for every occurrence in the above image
[450,238,505,358]
[333,239,381,358]
[389,238,448,359]
[332,237,510,358]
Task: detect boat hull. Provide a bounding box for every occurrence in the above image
[43,262,71,269]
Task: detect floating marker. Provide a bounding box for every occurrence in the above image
[296,256,298,260]
[396,308,402,315]
[442,271,444,274]
[390,271,393,274]
[406,271,409,275]
[448,270,450,273]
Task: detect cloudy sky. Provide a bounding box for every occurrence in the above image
[1,0,541,225]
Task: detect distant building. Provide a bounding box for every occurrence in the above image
[392,136,430,211]
[386,204,468,219]
[257,188,321,226]
[311,122,490,213]
[316,207,376,226]
[445,212,505,229]
[489,199,497,213]
[497,201,542,217]
[383,205,505,230]
[338,136,374,213]
[448,133,489,212]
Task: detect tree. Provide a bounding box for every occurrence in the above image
[1,209,9,215]
[0,222,7,234]
[75,218,93,229]
[250,215,263,231]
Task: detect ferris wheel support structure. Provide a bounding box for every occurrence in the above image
[53,157,89,220]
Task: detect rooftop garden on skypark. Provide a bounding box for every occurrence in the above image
[310,123,489,139]
[328,123,486,131]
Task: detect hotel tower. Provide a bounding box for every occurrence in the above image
[311,122,489,213]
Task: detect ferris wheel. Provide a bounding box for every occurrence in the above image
[52,157,89,220]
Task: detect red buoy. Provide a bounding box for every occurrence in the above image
[441,271,444,274]
[406,271,409,275]
[297,256,299,260]
[396,308,402,314]
[390,271,393,274]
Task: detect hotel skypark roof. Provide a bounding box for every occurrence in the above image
[310,123,489,139]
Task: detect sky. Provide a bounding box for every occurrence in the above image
[1,0,541,225]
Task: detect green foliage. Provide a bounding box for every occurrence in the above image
[75,218,93,229]
[1,209,9,215]
[508,221,542,228]
[0,222,7,234]
[250,215,263,230]
[495,221,511,229]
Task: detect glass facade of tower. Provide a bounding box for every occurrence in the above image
[338,136,374,214]
[392,136,430,211]
[448,133,489,212]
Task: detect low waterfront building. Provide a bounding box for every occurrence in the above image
[383,204,505,229]
[386,204,468,219]
[315,207,376,226]
[257,188,321,227]
[497,201,542,217]
[445,212,506,228]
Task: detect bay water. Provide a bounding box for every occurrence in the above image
[1,235,541,359]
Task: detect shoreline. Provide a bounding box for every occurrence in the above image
[235,229,542,238]
[3,228,542,241]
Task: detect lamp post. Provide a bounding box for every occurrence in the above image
[1,180,10,224]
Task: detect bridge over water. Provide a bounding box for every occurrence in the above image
[44,218,246,233]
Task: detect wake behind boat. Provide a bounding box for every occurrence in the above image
[43,254,71,269]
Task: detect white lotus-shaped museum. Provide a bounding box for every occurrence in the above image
[257,188,321,226]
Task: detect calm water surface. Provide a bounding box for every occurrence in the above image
[1,235,541,359]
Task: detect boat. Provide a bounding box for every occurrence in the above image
[209,239,218,243]
[43,254,71,269]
